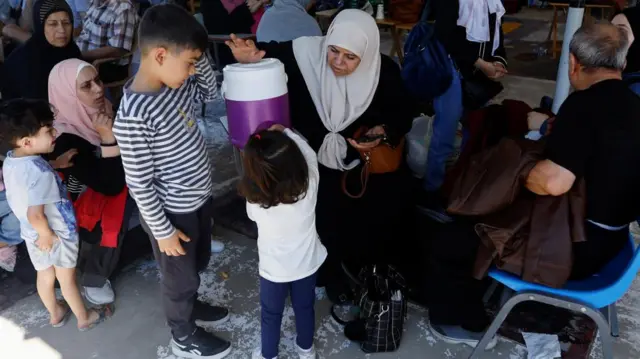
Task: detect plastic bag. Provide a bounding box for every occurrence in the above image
[406,115,464,178]
[406,116,432,178]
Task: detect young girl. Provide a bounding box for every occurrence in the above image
[239,124,327,359]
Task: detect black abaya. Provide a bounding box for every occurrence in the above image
[257,41,419,289]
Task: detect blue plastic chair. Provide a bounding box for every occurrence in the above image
[469,235,640,359]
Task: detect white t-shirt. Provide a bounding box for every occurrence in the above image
[2,152,77,243]
[247,129,327,283]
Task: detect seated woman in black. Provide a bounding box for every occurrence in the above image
[2,0,81,100]
[227,9,418,301]
[48,58,149,305]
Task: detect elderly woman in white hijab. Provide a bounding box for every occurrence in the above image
[256,0,321,43]
[228,9,418,303]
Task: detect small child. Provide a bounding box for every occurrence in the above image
[0,99,110,330]
[239,125,327,359]
[112,4,231,359]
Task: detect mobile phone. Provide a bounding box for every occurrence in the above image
[356,134,385,144]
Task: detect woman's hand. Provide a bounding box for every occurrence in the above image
[475,59,507,80]
[49,149,78,169]
[225,34,265,64]
[475,59,497,79]
[527,111,550,131]
[493,62,508,80]
[347,126,386,151]
[92,112,116,144]
[247,0,262,13]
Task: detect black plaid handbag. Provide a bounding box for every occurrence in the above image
[331,264,408,353]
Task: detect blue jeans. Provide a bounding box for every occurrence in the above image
[260,272,317,359]
[423,59,464,191]
[0,190,21,246]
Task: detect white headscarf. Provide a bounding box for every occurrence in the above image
[457,0,505,56]
[291,9,381,171]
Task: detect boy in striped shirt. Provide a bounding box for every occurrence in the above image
[112,5,231,359]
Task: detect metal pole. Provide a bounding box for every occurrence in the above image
[552,0,586,114]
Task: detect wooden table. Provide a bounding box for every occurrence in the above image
[315,8,339,32]
[548,3,616,59]
[375,18,406,63]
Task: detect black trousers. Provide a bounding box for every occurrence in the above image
[78,197,151,288]
[426,219,629,332]
[141,198,213,338]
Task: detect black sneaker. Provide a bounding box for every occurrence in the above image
[193,300,230,326]
[428,323,497,350]
[171,327,232,359]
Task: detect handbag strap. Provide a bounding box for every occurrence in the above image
[341,161,370,199]
[419,0,432,23]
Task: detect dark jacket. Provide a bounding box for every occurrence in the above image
[433,0,507,78]
[448,138,587,288]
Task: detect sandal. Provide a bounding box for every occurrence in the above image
[78,305,113,332]
[51,301,71,328]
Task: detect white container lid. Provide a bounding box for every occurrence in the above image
[222,58,288,101]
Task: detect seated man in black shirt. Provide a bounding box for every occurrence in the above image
[526,23,640,279]
[425,23,640,349]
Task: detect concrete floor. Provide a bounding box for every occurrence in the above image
[0,228,530,359]
[2,74,640,359]
[2,225,640,359]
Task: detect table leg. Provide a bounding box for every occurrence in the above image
[212,42,223,85]
[391,26,404,64]
[552,7,558,59]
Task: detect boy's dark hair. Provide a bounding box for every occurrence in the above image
[0,99,55,148]
[238,130,309,209]
[138,4,208,55]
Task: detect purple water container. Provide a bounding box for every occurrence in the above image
[222,59,290,148]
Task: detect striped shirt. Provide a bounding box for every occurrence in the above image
[113,55,218,240]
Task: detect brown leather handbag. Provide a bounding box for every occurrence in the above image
[342,127,406,199]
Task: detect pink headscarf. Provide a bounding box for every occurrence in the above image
[48,59,113,146]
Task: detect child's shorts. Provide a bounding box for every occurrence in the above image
[25,237,79,271]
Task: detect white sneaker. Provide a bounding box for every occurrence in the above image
[211,239,225,253]
[296,344,317,359]
[84,280,115,305]
[251,347,267,359]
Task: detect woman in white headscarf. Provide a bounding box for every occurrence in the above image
[227,9,418,303]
